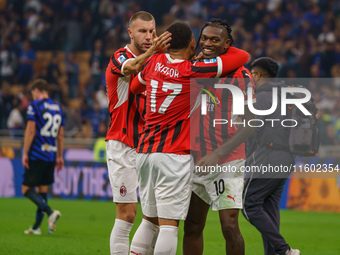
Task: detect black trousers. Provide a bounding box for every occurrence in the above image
[242,176,290,255]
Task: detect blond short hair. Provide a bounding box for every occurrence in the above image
[129,11,155,28]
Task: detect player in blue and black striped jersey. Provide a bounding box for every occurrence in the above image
[22,78,65,235]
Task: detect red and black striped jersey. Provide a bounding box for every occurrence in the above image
[135,47,250,154]
[191,67,256,164]
[105,46,145,148]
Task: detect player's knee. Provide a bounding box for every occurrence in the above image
[116,203,137,223]
[184,217,205,236]
[220,213,239,239]
[22,186,30,196]
[221,222,238,240]
[119,211,136,223]
[116,208,136,223]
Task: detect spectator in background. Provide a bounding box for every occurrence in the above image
[89,39,106,92]
[0,40,17,84]
[11,33,23,60]
[93,120,107,162]
[80,9,94,51]
[25,9,46,50]
[7,96,25,137]
[18,40,36,85]
[334,108,340,141]
[35,14,53,51]
[62,10,82,52]
[24,0,41,13]
[88,100,107,138]
[105,6,123,50]
[65,52,79,99]
[304,5,324,36]
[318,109,332,145]
[46,52,63,102]
[320,123,339,146]
[75,119,93,139]
[63,101,81,138]
[334,43,340,64]
[95,84,109,114]
[318,25,336,45]
[0,82,15,129]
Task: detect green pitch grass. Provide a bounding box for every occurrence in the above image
[0,198,339,255]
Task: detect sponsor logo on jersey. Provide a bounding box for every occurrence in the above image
[120,184,127,197]
[118,55,126,64]
[41,144,57,152]
[204,58,217,64]
[27,105,34,115]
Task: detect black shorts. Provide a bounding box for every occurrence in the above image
[22,160,56,187]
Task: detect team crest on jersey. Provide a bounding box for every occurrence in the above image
[27,105,34,115]
[120,184,127,197]
[118,55,126,64]
[204,58,217,64]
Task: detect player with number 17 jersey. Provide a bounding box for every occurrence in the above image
[135,47,249,155]
[27,98,65,162]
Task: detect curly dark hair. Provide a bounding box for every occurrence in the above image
[251,57,279,78]
[196,18,234,50]
[166,21,193,50]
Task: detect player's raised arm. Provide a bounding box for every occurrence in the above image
[217,46,249,76]
[123,31,171,76]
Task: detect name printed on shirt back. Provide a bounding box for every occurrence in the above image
[154,62,179,78]
[44,102,60,111]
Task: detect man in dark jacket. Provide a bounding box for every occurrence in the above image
[242,57,300,255]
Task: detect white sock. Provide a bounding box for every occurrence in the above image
[130,219,159,255]
[154,225,178,255]
[110,219,133,255]
[147,226,159,255]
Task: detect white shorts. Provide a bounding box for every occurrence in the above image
[136,153,194,220]
[106,140,138,203]
[193,159,245,210]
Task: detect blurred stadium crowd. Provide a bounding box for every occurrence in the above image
[0,0,339,145]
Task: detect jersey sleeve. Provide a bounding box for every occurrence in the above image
[139,57,151,84]
[189,47,249,78]
[217,47,250,77]
[190,58,220,78]
[110,49,134,76]
[26,102,36,122]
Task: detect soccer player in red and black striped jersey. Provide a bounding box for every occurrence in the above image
[105,11,171,255]
[183,19,256,255]
[129,22,249,255]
